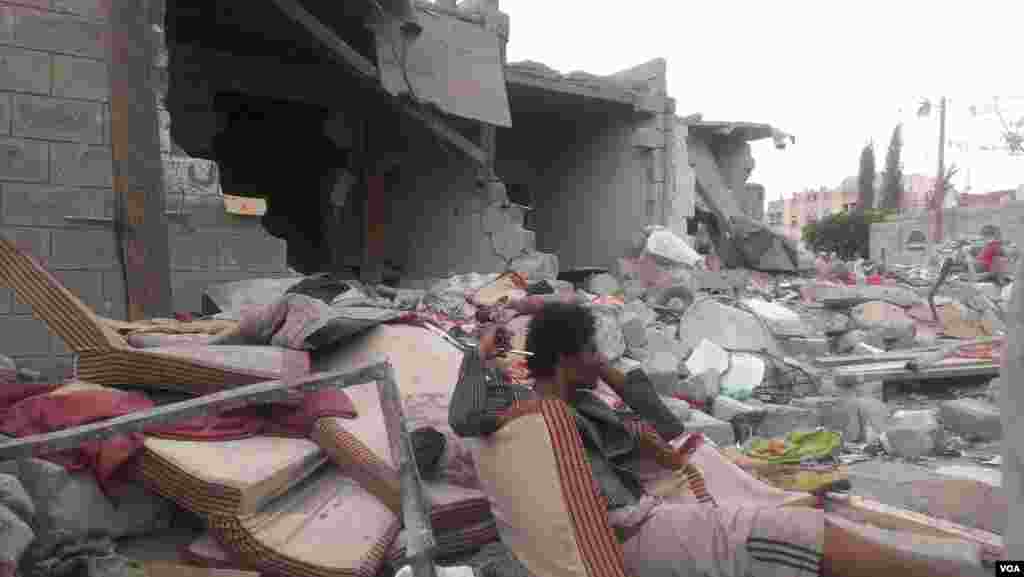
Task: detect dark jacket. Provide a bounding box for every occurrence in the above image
[448,348,686,509]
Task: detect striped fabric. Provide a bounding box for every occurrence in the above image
[0,232,310,392]
[536,400,631,577]
[746,538,822,577]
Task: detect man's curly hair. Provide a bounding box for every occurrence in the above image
[525,302,596,377]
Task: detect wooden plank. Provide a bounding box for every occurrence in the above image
[104,0,173,319]
[269,0,378,79]
[377,363,438,577]
[0,359,388,461]
[826,492,1005,561]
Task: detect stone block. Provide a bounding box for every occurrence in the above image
[620,300,655,349]
[52,54,108,101]
[52,0,106,21]
[0,45,49,94]
[0,226,49,262]
[883,410,942,459]
[48,228,117,270]
[685,410,735,447]
[0,316,52,356]
[1,183,112,226]
[0,136,48,182]
[13,94,103,143]
[939,398,1002,441]
[218,232,288,273]
[792,396,861,441]
[51,142,111,186]
[169,230,220,271]
[10,354,74,382]
[755,403,819,438]
[100,270,125,319]
[10,6,106,58]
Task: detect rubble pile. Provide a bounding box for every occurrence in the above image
[0,225,1014,575]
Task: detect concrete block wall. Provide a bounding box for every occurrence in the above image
[0,0,290,379]
[870,202,1024,265]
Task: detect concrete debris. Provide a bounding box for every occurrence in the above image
[791,396,860,441]
[850,397,890,443]
[684,410,735,447]
[0,503,35,570]
[882,410,944,459]
[740,298,808,337]
[752,403,819,439]
[720,353,766,401]
[938,399,1002,441]
[659,395,691,424]
[643,227,703,268]
[619,301,656,350]
[589,305,626,361]
[0,474,35,523]
[712,396,764,423]
[585,273,620,297]
[507,251,560,282]
[850,301,916,342]
[678,298,782,358]
[642,351,684,396]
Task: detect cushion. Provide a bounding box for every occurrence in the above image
[472,400,628,577]
[128,333,216,348]
[150,345,311,380]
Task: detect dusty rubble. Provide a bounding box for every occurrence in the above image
[0,225,1012,575]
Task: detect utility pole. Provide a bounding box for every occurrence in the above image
[928,96,947,264]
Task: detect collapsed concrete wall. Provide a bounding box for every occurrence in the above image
[0,1,290,379]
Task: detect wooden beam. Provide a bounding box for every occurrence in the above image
[0,359,387,460]
[401,103,489,166]
[269,0,378,79]
[104,0,173,319]
[377,363,439,577]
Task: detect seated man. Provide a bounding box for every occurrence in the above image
[450,302,978,577]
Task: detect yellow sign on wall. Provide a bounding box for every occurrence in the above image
[223,194,267,216]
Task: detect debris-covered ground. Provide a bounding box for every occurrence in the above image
[0,225,1011,576]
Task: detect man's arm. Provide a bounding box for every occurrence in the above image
[597,360,686,442]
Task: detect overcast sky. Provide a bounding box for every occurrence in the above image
[500,0,1024,201]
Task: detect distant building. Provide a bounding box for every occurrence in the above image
[958,188,1017,209]
[780,173,939,241]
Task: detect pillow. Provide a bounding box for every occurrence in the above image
[472,399,628,577]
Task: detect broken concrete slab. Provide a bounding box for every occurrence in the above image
[752,402,819,438]
[659,395,691,424]
[779,337,830,359]
[685,410,735,447]
[678,298,782,358]
[0,504,34,569]
[939,399,1002,441]
[851,301,916,341]
[883,410,943,459]
[792,396,861,441]
[740,298,808,337]
[712,396,765,422]
[814,284,927,309]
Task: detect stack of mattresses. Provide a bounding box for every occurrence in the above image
[140,435,328,517]
[154,325,496,577]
